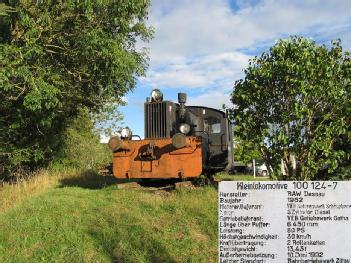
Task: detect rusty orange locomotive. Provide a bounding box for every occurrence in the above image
[108,89,233,179]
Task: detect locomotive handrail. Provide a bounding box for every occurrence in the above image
[113,148,136,157]
[132,135,142,140]
[192,130,211,163]
[192,130,211,145]
[221,133,227,151]
[192,130,210,139]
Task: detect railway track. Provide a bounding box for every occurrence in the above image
[116,180,196,191]
[98,163,215,191]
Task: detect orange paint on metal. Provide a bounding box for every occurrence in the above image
[112,136,202,179]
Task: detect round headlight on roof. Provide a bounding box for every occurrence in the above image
[120,127,132,140]
[179,123,190,135]
[151,89,163,102]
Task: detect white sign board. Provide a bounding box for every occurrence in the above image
[219,181,351,263]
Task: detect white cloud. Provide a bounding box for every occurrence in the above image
[139,0,351,109]
[141,51,250,88]
[188,89,232,110]
[147,0,351,61]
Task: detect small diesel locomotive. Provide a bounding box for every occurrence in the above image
[108,89,233,179]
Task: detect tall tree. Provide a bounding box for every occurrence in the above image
[230,36,350,180]
[233,126,261,165]
[0,0,152,175]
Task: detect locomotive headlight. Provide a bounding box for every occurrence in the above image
[108,136,122,151]
[120,127,132,140]
[179,123,190,135]
[151,89,163,102]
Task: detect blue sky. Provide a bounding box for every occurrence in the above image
[103,0,351,141]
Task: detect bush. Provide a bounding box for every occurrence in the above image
[52,109,111,171]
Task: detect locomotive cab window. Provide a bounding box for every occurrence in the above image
[204,117,221,134]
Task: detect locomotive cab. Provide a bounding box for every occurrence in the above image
[108,89,233,179]
[187,106,233,173]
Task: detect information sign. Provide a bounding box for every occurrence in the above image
[219,181,351,263]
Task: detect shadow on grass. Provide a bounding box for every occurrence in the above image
[59,170,134,189]
[59,170,220,191]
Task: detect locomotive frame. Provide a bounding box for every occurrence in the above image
[108,89,233,179]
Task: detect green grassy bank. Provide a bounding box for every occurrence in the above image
[0,172,266,263]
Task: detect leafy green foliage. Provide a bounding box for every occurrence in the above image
[230,36,351,180]
[52,109,111,170]
[0,0,152,176]
[233,127,261,165]
[92,102,125,138]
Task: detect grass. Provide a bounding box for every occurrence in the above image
[0,169,67,213]
[0,169,117,213]
[0,170,270,263]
